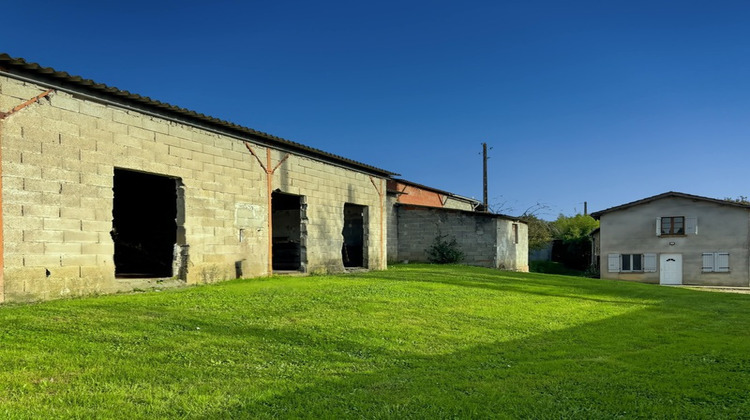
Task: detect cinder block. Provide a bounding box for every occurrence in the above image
[51,94,80,113]
[45,242,82,254]
[179,138,203,153]
[97,118,128,134]
[112,109,143,127]
[44,218,81,231]
[24,229,64,242]
[63,230,100,243]
[4,162,42,179]
[128,125,155,141]
[81,220,112,232]
[112,133,144,150]
[62,255,98,266]
[6,241,44,255]
[168,146,192,160]
[79,101,112,120]
[60,207,96,221]
[24,254,62,267]
[142,118,169,135]
[6,214,43,230]
[24,179,61,194]
[82,243,114,255]
[5,190,44,208]
[1,80,46,100]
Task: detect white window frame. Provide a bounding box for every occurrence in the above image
[702,252,730,273]
[608,253,657,273]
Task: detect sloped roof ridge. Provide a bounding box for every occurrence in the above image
[591,191,750,218]
[0,53,396,177]
[390,178,480,204]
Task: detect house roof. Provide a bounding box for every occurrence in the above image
[387,178,480,205]
[590,191,750,219]
[0,53,397,177]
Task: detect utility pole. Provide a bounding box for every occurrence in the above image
[482,142,488,212]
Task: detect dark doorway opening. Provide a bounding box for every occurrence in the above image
[272,191,306,271]
[112,169,181,278]
[342,203,367,268]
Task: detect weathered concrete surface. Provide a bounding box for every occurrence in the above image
[393,204,528,271]
[0,76,387,302]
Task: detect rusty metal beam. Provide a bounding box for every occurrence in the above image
[370,176,386,268]
[0,89,54,120]
[243,143,290,275]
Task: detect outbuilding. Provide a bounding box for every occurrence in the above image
[0,54,393,302]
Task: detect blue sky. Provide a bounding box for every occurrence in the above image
[4,1,750,219]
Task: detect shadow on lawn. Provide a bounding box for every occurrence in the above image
[197,302,750,419]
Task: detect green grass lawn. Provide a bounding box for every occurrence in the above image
[1,265,748,418]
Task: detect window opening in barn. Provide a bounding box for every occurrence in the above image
[272,191,306,271]
[342,203,368,268]
[112,169,185,278]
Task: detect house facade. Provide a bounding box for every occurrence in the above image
[0,54,393,302]
[592,192,750,287]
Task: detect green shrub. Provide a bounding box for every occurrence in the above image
[426,234,464,264]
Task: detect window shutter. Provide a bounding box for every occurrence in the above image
[716,252,730,272]
[702,253,715,272]
[608,254,621,272]
[686,217,697,235]
[655,217,661,236]
[643,253,657,272]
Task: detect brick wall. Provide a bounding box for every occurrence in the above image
[0,76,387,302]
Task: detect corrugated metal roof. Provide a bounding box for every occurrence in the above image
[0,53,397,177]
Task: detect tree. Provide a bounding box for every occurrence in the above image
[520,214,553,251]
[549,213,599,271]
[550,213,599,241]
[724,196,750,205]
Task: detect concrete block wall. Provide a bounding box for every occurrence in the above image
[496,219,529,271]
[396,205,497,267]
[386,194,399,262]
[394,205,528,271]
[0,76,386,302]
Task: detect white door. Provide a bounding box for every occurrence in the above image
[660,254,682,285]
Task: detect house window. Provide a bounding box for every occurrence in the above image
[513,224,519,244]
[661,216,685,235]
[621,254,642,272]
[702,252,730,273]
[608,253,657,273]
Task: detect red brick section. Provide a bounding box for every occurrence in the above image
[388,180,445,208]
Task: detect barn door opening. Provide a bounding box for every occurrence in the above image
[272,191,306,271]
[342,203,367,268]
[112,169,184,278]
